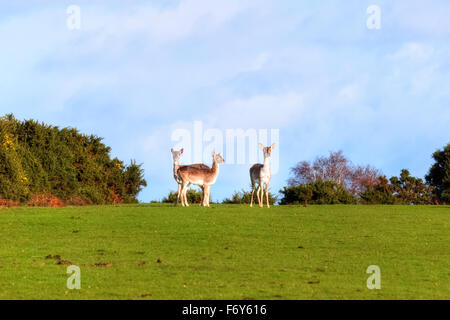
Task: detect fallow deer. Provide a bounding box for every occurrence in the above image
[171,148,209,206]
[250,143,275,208]
[177,152,225,207]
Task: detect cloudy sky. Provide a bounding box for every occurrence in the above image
[1,0,449,202]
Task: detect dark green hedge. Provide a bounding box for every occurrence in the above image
[279,180,357,205]
[0,114,146,204]
[162,189,206,204]
[222,189,278,205]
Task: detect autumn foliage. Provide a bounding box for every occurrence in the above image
[28,193,65,207]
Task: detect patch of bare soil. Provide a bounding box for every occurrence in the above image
[92,262,113,267]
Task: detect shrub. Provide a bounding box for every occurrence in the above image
[390,169,434,205]
[222,189,278,205]
[279,180,357,205]
[360,171,434,205]
[359,176,396,204]
[162,189,206,204]
[67,195,94,206]
[0,114,146,205]
[0,198,19,208]
[28,193,65,207]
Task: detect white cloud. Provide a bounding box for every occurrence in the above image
[338,83,361,101]
[392,0,450,36]
[85,0,254,43]
[388,42,435,62]
[248,52,271,71]
[208,93,305,128]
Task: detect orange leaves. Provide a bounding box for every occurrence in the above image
[28,193,65,207]
[0,198,19,208]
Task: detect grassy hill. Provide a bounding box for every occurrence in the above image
[0,204,448,299]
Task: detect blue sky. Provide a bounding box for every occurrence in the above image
[1,0,449,202]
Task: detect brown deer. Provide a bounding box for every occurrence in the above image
[177,152,225,207]
[250,143,275,208]
[171,148,209,206]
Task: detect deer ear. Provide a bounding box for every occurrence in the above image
[180,148,184,154]
[213,151,216,157]
[271,143,275,149]
[171,148,174,152]
[259,143,264,150]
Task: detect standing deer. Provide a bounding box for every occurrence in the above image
[171,148,209,206]
[250,143,275,208]
[178,152,225,207]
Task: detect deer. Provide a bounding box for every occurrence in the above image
[177,152,225,207]
[250,143,275,208]
[171,148,210,206]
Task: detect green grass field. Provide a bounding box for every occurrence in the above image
[0,204,449,300]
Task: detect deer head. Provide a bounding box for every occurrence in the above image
[259,143,275,158]
[212,152,225,164]
[171,148,184,162]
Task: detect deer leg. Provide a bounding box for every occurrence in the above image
[259,184,264,207]
[208,188,211,206]
[208,186,211,206]
[180,183,185,207]
[250,179,256,207]
[181,181,187,207]
[201,185,205,206]
[204,185,210,207]
[265,183,270,208]
[256,185,261,207]
[200,185,204,206]
[181,182,189,207]
[176,183,181,206]
[179,185,184,207]
[185,185,190,207]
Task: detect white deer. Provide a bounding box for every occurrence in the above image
[250,143,275,208]
[177,152,225,207]
[171,148,209,206]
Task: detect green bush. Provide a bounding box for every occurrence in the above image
[390,169,434,205]
[360,171,434,205]
[162,188,206,204]
[222,189,278,205]
[0,114,146,204]
[359,176,396,204]
[279,180,357,205]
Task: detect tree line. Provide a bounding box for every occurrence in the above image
[279,147,449,205]
[2,114,448,206]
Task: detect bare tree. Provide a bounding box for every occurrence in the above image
[288,151,382,196]
[348,165,381,196]
[288,161,312,185]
